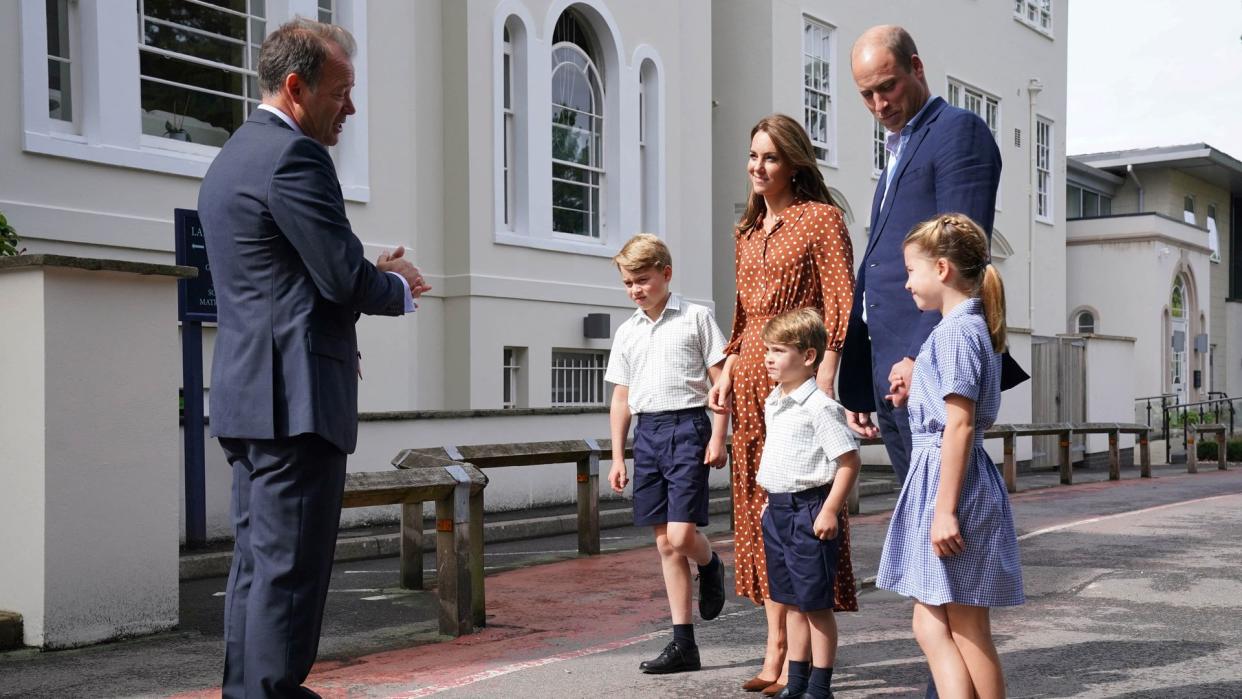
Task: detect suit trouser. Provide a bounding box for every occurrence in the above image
[870,351,914,484]
[219,434,348,699]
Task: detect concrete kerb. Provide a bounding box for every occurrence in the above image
[180,478,898,581]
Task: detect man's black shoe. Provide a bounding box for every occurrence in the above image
[697,552,726,620]
[639,641,701,674]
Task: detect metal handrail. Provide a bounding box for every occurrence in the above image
[1159,396,1239,462]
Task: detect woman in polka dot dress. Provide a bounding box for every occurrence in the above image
[708,114,857,693]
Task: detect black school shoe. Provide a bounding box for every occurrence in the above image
[639,641,701,674]
[773,689,833,699]
[697,552,726,621]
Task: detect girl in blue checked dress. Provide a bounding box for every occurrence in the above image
[876,213,1023,698]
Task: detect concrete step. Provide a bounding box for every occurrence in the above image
[181,478,898,581]
[0,611,23,651]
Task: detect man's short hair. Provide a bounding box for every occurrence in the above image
[876,25,919,74]
[762,308,828,369]
[257,17,356,95]
[613,233,672,272]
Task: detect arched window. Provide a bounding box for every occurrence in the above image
[1171,278,1185,319]
[1076,311,1095,334]
[551,10,605,238]
[638,57,660,233]
[497,13,529,233]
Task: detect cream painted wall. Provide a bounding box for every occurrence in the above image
[1083,335,1138,454]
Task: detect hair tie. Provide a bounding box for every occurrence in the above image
[941,216,954,226]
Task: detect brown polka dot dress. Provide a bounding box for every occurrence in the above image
[725,200,858,610]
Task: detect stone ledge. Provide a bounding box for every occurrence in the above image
[0,254,196,279]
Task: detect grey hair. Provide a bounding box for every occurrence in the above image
[257,17,356,95]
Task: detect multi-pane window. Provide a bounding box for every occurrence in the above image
[1207,203,1221,262]
[1076,311,1095,334]
[1035,117,1052,220]
[551,350,610,406]
[317,0,334,24]
[137,0,267,148]
[1066,183,1112,218]
[551,11,604,238]
[1183,195,1196,225]
[502,25,515,229]
[638,58,660,233]
[802,18,833,163]
[1015,0,1052,34]
[46,0,74,122]
[502,347,522,409]
[947,79,999,141]
[872,118,887,176]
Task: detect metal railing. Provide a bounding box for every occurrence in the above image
[1158,395,1238,462]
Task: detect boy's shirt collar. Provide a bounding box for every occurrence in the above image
[766,377,819,406]
[632,292,682,324]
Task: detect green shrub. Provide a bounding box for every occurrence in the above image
[1197,436,1242,462]
[0,212,21,257]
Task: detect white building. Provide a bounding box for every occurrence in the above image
[3,0,1092,537]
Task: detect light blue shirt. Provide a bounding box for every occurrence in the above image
[257,104,416,313]
[881,97,937,208]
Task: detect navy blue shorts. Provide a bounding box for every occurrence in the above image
[762,486,839,612]
[632,407,712,527]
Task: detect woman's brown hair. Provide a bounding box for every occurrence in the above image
[903,213,1007,353]
[734,114,844,236]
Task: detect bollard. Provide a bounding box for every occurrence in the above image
[1186,426,1198,474]
[1108,429,1121,481]
[1003,432,1017,493]
[1059,429,1073,485]
[437,465,474,636]
[1139,432,1152,478]
[578,439,602,555]
[399,501,424,590]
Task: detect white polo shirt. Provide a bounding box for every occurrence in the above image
[758,378,859,494]
[604,294,727,414]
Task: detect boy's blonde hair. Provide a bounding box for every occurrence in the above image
[761,308,827,370]
[613,233,672,272]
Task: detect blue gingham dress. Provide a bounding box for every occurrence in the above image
[876,298,1024,607]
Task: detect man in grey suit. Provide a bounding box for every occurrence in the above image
[198,18,430,698]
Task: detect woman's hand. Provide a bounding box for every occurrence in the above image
[708,372,733,414]
[931,509,964,557]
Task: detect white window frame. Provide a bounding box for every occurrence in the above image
[1207,202,1221,263]
[18,0,372,202]
[947,77,1001,210]
[871,118,886,178]
[550,41,606,240]
[45,0,81,134]
[492,1,641,259]
[550,349,610,406]
[636,53,664,234]
[1014,0,1054,37]
[1035,116,1053,223]
[1076,311,1095,334]
[801,16,836,166]
[502,346,525,409]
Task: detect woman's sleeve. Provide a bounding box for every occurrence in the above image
[811,205,855,351]
[723,238,747,356]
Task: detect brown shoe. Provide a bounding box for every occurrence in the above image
[742,675,778,692]
[762,682,787,697]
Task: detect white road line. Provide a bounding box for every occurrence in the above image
[1016,492,1239,541]
[386,607,762,698]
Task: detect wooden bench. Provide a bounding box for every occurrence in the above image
[342,463,487,636]
[1187,423,1229,473]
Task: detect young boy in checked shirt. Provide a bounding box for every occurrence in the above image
[758,307,861,699]
[605,234,730,675]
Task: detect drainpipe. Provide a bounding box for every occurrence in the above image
[1027,78,1044,330]
[1127,164,1145,212]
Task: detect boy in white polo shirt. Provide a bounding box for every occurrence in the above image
[758,307,861,699]
[605,234,730,675]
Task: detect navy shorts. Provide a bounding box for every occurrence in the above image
[632,407,712,527]
[762,486,839,612]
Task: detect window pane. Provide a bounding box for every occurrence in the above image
[140,79,244,147]
[143,20,248,69]
[1100,196,1112,216]
[46,0,70,58]
[1067,185,1082,218]
[144,0,247,39]
[47,0,72,121]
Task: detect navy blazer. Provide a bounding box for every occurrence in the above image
[198,110,406,453]
[838,97,1003,412]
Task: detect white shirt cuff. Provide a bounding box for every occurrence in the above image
[387,271,417,313]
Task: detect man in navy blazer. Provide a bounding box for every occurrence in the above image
[199,19,430,698]
[839,25,1003,485]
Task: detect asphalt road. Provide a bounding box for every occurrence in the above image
[2,465,1240,698]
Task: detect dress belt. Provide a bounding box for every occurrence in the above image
[911,432,986,449]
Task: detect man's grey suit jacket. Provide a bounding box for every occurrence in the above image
[199,109,405,454]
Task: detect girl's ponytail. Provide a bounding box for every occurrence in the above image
[980,263,1007,353]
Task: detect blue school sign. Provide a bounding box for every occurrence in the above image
[175,207,211,546]
[174,208,217,322]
